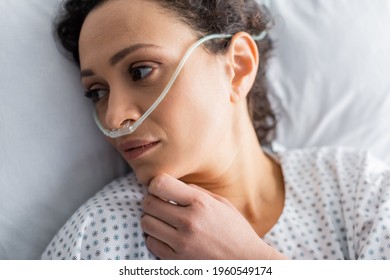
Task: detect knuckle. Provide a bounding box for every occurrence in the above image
[147,236,174,260]
[149,174,167,193]
[219,196,231,205]
[140,215,152,232]
[142,195,153,211]
[175,235,191,253]
[140,215,147,230]
[176,215,193,230]
[179,214,201,236]
[190,194,209,211]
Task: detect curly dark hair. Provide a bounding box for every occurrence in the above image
[55,0,277,146]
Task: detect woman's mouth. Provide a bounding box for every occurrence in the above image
[119,140,160,161]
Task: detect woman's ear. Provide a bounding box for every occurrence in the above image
[225,32,259,103]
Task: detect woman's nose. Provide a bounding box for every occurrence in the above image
[102,88,142,131]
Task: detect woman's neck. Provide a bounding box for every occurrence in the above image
[180,115,285,236]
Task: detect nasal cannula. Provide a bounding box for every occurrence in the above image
[93,31,267,138]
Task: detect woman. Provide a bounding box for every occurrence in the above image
[42,0,390,260]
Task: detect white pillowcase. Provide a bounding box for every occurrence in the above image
[0,0,127,259]
[265,0,390,163]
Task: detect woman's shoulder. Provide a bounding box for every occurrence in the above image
[273,145,390,259]
[276,145,365,160]
[274,145,390,189]
[41,172,156,260]
[93,171,149,206]
[274,145,388,172]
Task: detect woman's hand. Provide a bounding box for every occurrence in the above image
[141,173,286,259]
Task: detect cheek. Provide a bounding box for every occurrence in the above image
[117,62,231,181]
[173,65,229,123]
[159,71,232,154]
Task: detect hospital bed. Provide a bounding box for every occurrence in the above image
[1,0,389,259]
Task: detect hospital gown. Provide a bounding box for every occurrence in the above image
[41,147,390,260]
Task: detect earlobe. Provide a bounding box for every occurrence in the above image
[226,32,259,103]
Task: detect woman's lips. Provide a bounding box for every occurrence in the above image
[118,140,160,161]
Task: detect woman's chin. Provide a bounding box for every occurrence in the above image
[128,168,151,186]
[132,166,184,186]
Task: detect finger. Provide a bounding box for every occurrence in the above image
[149,173,204,206]
[145,235,175,259]
[143,194,185,227]
[141,214,177,247]
[187,183,234,206]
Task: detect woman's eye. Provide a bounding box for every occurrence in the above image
[129,65,153,81]
[84,88,108,103]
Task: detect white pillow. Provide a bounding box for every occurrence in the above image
[265,0,390,163]
[0,0,127,259]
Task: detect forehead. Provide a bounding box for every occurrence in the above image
[79,0,195,67]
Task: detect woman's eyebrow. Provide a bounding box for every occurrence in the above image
[80,43,161,78]
[110,43,161,66]
[80,69,94,78]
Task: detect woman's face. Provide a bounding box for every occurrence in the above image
[79,0,236,185]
